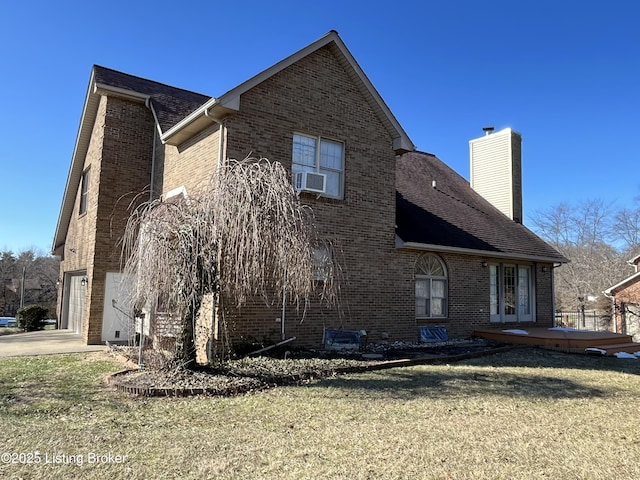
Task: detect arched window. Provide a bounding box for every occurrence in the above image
[415,254,447,318]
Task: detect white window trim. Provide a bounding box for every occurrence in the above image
[163,185,188,201]
[490,262,535,323]
[292,132,345,200]
[79,168,90,215]
[415,254,448,319]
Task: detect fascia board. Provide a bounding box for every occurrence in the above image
[396,237,568,264]
[93,83,150,103]
[604,271,640,295]
[627,253,640,265]
[53,69,100,253]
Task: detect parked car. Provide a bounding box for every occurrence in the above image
[0,317,18,328]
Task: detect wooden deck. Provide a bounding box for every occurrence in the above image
[473,327,640,356]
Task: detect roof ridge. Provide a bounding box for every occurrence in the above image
[413,149,437,157]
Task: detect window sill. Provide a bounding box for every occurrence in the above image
[298,192,344,204]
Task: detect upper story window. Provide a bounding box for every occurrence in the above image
[415,254,448,319]
[79,168,90,215]
[292,133,344,199]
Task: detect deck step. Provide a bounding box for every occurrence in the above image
[585,343,640,356]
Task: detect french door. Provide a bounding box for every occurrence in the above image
[490,263,533,323]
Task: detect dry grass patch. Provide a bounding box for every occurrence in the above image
[0,328,23,336]
[1,349,640,479]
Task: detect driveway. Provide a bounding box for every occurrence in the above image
[0,329,108,357]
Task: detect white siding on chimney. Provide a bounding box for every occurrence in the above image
[469,128,523,223]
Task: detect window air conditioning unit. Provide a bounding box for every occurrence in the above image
[295,171,326,194]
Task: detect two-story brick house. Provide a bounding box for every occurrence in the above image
[53,31,565,347]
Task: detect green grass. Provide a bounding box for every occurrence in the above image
[1,349,640,479]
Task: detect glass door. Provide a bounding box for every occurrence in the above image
[490,263,533,323]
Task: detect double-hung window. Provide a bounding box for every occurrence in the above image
[490,263,533,322]
[415,254,447,318]
[312,243,333,282]
[292,133,344,199]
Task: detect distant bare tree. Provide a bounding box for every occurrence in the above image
[0,249,59,316]
[0,251,16,314]
[121,158,338,366]
[613,206,640,256]
[530,199,627,310]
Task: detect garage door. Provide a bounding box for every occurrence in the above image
[66,275,86,335]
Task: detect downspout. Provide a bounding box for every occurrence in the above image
[551,263,559,327]
[145,98,163,201]
[204,108,226,170]
[281,269,287,341]
[149,127,157,201]
[205,108,226,363]
[135,98,163,365]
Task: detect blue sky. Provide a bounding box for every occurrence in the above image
[1,0,638,254]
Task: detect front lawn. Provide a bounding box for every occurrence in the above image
[1,349,639,479]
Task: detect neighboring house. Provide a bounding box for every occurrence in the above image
[2,278,44,316]
[604,253,640,340]
[53,30,565,347]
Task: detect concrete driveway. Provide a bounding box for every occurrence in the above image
[0,329,108,357]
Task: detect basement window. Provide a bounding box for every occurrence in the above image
[324,329,361,351]
[419,326,449,343]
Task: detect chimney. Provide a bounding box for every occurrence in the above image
[469,127,523,223]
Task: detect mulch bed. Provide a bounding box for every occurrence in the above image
[106,340,513,397]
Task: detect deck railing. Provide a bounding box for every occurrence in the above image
[554,310,612,332]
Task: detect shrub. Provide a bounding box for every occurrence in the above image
[17,305,48,332]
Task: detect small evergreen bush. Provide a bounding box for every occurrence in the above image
[16,305,48,332]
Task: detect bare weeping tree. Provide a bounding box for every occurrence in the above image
[120,158,338,366]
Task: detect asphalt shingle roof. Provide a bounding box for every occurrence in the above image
[93,65,210,133]
[396,151,565,261]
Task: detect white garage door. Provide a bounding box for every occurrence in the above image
[67,275,86,335]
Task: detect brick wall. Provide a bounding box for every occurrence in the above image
[612,280,640,336]
[58,96,106,342]
[58,95,154,344]
[157,45,558,349]
[160,125,220,196]
[197,45,416,347]
[534,263,555,325]
[410,253,555,338]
